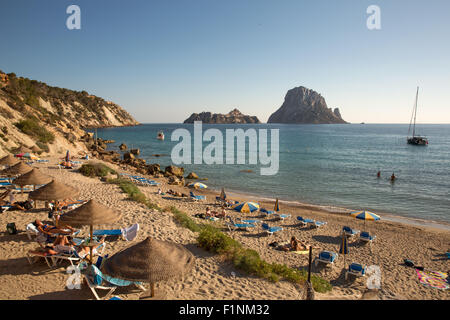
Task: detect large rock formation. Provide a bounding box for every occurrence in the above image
[267,86,347,124]
[0,70,139,156]
[184,108,260,124]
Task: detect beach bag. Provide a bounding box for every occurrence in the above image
[6,223,17,235]
[23,201,33,210]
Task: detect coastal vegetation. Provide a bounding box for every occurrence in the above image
[14,117,55,144]
[168,206,332,292]
[79,162,116,178]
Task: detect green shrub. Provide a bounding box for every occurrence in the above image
[107,178,162,212]
[79,162,116,178]
[36,141,49,153]
[14,118,55,143]
[168,206,203,232]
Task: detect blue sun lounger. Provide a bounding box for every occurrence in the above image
[360,231,376,244]
[312,221,327,228]
[345,262,367,280]
[260,208,275,216]
[343,226,360,237]
[226,217,255,231]
[80,261,146,300]
[277,213,291,220]
[315,251,338,267]
[190,191,206,201]
[261,223,283,236]
[93,224,139,241]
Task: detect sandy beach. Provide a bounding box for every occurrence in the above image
[0,157,449,300]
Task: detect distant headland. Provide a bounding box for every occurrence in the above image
[183,108,261,124]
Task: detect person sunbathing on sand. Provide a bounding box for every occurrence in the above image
[33,235,106,259]
[33,219,76,235]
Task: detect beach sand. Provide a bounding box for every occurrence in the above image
[0,158,449,300]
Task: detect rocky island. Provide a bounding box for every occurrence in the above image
[0,70,139,157]
[184,108,261,124]
[268,86,347,124]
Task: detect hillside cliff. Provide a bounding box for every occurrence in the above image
[268,86,347,124]
[0,70,139,157]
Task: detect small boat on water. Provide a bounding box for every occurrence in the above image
[157,131,164,140]
[407,87,428,146]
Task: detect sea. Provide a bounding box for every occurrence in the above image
[91,124,450,227]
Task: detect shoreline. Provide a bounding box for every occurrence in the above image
[189,183,450,233]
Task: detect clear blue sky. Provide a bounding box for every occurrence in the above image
[1,0,449,123]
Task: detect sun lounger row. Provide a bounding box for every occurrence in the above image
[121,173,160,186]
[297,216,327,228]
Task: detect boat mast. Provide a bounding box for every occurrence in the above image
[412,86,419,138]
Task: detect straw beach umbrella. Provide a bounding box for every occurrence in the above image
[102,237,195,298]
[0,161,32,176]
[29,179,79,201]
[29,179,79,210]
[0,154,20,167]
[13,168,52,190]
[59,199,121,264]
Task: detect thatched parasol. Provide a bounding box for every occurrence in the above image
[12,146,32,154]
[0,161,32,176]
[102,237,195,297]
[28,179,79,201]
[59,199,121,264]
[13,168,52,188]
[0,154,20,167]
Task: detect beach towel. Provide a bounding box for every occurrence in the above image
[292,250,310,255]
[416,270,449,290]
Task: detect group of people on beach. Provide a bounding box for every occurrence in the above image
[30,219,105,259]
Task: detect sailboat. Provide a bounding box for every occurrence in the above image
[407,87,428,146]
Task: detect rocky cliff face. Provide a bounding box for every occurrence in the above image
[184,108,261,124]
[0,70,139,157]
[267,86,347,124]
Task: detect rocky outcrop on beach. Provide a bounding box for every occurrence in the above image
[183,108,261,124]
[0,70,139,157]
[267,86,347,124]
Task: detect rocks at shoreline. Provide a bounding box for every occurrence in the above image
[184,108,261,124]
[268,86,347,124]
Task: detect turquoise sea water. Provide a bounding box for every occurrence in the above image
[93,124,450,224]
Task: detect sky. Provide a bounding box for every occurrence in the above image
[0,0,449,123]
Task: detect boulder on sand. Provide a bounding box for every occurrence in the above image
[164,165,184,178]
[186,172,198,179]
[119,143,127,151]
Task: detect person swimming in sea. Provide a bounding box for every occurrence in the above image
[377,171,381,178]
[391,173,396,182]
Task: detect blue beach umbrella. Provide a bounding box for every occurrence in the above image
[350,210,380,230]
[233,202,260,213]
[188,182,208,189]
